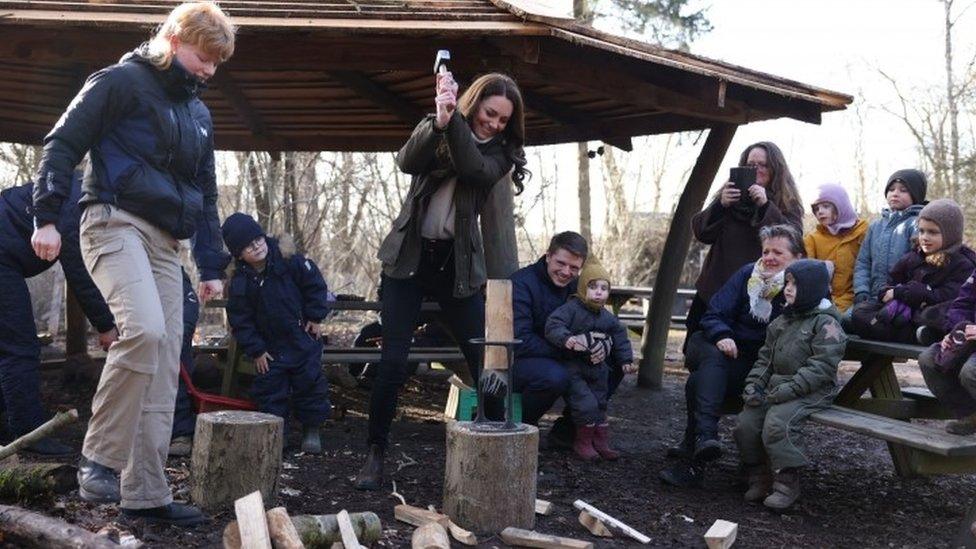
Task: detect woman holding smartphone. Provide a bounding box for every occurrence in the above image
[685,142,804,342]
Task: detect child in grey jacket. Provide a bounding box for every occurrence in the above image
[545,258,635,462]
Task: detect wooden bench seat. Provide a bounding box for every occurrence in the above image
[844,336,925,360]
[810,405,976,457]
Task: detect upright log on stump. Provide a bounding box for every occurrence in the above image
[443,280,538,534]
[191,411,283,512]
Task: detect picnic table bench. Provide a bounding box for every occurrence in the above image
[810,336,976,477]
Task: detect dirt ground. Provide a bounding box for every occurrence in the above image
[18,330,976,548]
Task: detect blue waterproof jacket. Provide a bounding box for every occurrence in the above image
[32,47,227,281]
[0,178,114,333]
[699,263,785,345]
[226,238,331,362]
[853,205,923,300]
[511,257,575,360]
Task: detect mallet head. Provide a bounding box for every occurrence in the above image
[434,49,451,74]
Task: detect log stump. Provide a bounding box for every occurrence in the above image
[191,411,283,512]
[442,421,538,534]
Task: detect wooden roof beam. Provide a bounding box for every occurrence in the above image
[327,70,424,125]
[209,69,278,148]
[520,88,632,151]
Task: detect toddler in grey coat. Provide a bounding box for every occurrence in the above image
[545,258,635,461]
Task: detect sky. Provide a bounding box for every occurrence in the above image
[523,0,972,235]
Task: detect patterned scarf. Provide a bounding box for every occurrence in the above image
[746,259,785,322]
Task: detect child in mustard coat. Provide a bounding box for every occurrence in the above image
[803,183,868,313]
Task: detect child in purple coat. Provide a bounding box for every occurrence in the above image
[851,199,976,344]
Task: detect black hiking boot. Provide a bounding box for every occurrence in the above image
[354,444,384,491]
[301,425,322,454]
[122,503,207,526]
[659,460,704,488]
[78,456,120,504]
[693,435,722,462]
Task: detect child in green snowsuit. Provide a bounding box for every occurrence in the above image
[733,259,847,510]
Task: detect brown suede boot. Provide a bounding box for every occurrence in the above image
[743,463,773,502]
[592,423,620,460]
[763,468,801,510]
[573,425,600,461]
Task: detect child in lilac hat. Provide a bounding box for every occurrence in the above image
[803,183,868,313]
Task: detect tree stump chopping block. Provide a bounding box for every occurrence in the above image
[191,411,283,512]
[442,421,538,534]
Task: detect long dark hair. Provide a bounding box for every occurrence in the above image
[738,141,801,217]
[456,73,529,194]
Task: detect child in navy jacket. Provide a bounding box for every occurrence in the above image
[222,213,331,453]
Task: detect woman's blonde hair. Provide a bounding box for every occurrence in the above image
[146,2,235,69]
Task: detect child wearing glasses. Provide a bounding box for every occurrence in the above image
[222,212,332,453]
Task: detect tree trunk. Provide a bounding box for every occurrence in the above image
[248,153,271,229]
[442,422,538,534]
[577,142,592,242]
[481,174,519,277]
[0,504,118,549]
[190,411,283,512]
[639,124,738,388]
[943,0,959,200]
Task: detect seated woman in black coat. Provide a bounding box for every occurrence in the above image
[661,224,804,488]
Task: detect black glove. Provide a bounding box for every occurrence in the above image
[766,384,798,404]
[854,292,870,305]
[479,369,509,397]
[742,384,765,407]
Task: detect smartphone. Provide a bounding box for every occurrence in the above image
[730,166,757,193]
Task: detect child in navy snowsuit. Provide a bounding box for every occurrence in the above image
[222,213,331,453]
[544,258,635,462]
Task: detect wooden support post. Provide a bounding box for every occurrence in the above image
[638,124,738,388]
[481,174,519,278]
[191,411,283,511]
[442,421,539,534]
[64,283,88,359]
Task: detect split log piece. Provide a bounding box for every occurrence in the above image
[535,499,554,516]
[704,519,738,549]
[572,500,650,544]
[267,507,305,549]
[394,504,449,527]
[336,510,361,549]
[0,503,118,549]
[411,521,450,549]
[499,527,594,549]
[578,510,612,537]
[234,491,272,549]
[0,409,78,461]
[447,520,477,545]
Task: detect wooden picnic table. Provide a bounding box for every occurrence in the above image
[811,337,976,477]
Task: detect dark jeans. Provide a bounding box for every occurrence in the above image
[172,274,200,439]
[0,261,46,436]
[368,239,485,447]
[682,294,709,353]
[683,330,761,439]
[512,356,572,425]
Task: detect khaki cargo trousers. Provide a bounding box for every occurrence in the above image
[80,205,183,509]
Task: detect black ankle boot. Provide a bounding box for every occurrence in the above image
[659,460,704,488]
[122,503,207,526]
[78,456,120,504]
[301,425,322,454]
[354,444,384,491]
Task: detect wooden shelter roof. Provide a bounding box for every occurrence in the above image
[0,0,852,151]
